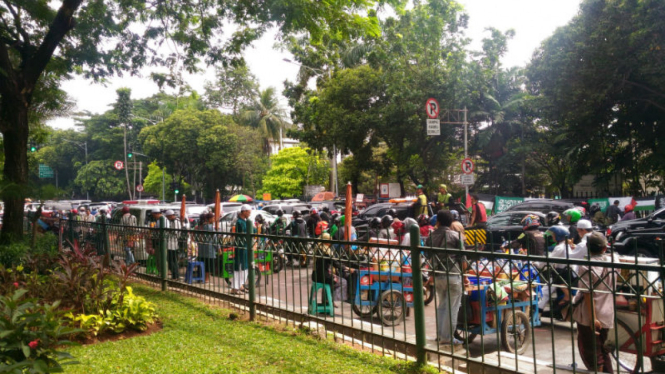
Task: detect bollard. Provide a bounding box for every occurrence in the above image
[159,216,167,291]
[246,218,256,321]
[409,224,427,365]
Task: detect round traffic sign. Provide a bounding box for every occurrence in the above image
[114,160,124,170]
[461,158,474,174]
[136,184,144,192]
[425,98,440,119]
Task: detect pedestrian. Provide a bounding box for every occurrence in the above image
[622,204,636,221]
[426,210,466,346]
[319,206,331,223]
[378,215,395,240]
[306,208,321,237]
[468,194,487,228]
[539,226,574,312]
[573,232,615,373]
[436,184,452,211]
[197,213,217,283]
[563,208,584,245]
[568,219,594,276]
[164,209,182,280]
[269,209,288,235]
[232,204,253,294]
[449,210,465,244]
[288,210,308,266]
[606,200,623,224]
[311,233,354,305]
[415,185,428,216]
[120,206,137,265]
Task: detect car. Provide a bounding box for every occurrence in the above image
[608,208,665,258]
[484,211,551,251]
[353,200,434,238]
[308,201,346,214]
[504,200,574,215]
[219,210,277,232]
[205,202,243,215]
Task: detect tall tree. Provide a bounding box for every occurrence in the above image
[240,87,290,152]
[0,0,388,240]
[204,62,259,116]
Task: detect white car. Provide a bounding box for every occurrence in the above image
[219,210,277,232]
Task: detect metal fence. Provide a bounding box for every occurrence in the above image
[56,217,665,374]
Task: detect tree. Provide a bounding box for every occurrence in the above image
[240,87,290,152]
[0,0,388,240]
[260,147,329,199]
[142,162,172,198]
[74,161,126,200]
[204,62,259,116]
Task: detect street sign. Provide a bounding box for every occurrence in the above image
[136,184,144,192]
[425,98,440,119]
[426,119,440,136]
[461,174,475,185]
[461,158,474,174]
[38,164,54,178]
[114,160,124,170]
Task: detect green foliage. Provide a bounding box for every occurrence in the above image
[142,162,172,197]
[260,147,329,198]
[67,286,157,337]
[240,87,290,152]
[74,161,126,200]
[0,235,59,268]
[0,290,79,373]
[204,62,259,116]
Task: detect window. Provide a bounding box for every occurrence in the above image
[362,205,383,218]
[487,214,511,227]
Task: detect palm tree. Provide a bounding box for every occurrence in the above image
[240,87,290,153]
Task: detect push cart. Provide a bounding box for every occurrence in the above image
[352,266,414,326]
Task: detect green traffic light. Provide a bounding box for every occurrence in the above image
[128,153,133,158]
[30,147,36,152]
[175,189,179,194]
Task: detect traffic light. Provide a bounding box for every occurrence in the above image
[127,152,133,159]
[29,141,37,152]
[30,145,37,152]
[174,189,180,194]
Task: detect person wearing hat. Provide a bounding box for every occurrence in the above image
[567,219,594,272]
[232,204,253,294]
[436,184,452,211]
[164,209,182,280]
[415,185,428,217]
[120,206,137,265]
[572,232,614,373]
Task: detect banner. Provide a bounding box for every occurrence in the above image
[494,196,524,214]
[588,198,610,213]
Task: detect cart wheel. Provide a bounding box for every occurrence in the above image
[454,329,478,345]
[605,319,649,374]
[424,284,435,306]
[501,310,531,355]
[378,290,406,326]
[352,303,377,318]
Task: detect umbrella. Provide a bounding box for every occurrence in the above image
[180,194,186,221]
[228,194,253,202]
[214,189,221,230]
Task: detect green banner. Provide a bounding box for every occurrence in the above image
[588,198,610,213]
[494,196,524,214]
[38,164,54,178]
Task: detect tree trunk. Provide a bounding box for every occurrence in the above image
[1,104,30,242]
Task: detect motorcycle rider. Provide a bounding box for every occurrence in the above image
[379,215,395,240]
[306,208,321,237]
[417,214,433,240]
[546,211,561,226]
[287,210,308,266]
[362,217,382,242]
[589,203,607,226]
[539,226,574,314]
[509,214,546,256]
[269,209,288,235]
[562,208,583,244]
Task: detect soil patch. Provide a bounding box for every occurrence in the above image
[77,321,163,345]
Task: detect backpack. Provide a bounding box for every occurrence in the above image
[315,221,329,237]
[291,220,307,237]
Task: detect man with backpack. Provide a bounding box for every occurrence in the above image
[269,209,288,235]
[287,211,308,266]
[306,208,322,237]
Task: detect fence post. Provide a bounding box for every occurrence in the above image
[68,212,74,245]
[101,214,110,265]
[409,225,427,365]
[159,216,167,291]
[246,218,256,321]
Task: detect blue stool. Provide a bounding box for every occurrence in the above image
[308,282,334,316]
[185,261,205,284]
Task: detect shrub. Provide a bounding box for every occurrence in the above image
[0,289,79,373]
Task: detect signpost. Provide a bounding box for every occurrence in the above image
[461,157,475,174]
[38,164,54,179]
[136,184,144,192]
[461,174,475,185]
[114,160,124,170]
[425,98,440,118]
[426,119,440,136]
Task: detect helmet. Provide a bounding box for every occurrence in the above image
[331,213,340,225]
[402,217,418,231]
[430,215,437,226]
[589,203,601,216]
[576,206,586,216]
[563,208,582,224]
[417,214,429,227]
[392,221,405,236]
[546,211,560,226]
[276,209,284,217]
[450,210,460,221]
[322,206,330,213]
[547,226,570,243]
[381,215,394,229]
[369,217,382,229]
[71,209,78,214]
[255,214,264,224]
[387,209,397,218]
[521,214,541,230]
[293,211,301,219]
[310,208,318,214]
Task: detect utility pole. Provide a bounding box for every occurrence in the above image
[464,107,468,207]
[123,123,132,200]
[162,168,165,202]
[139,161,143,199]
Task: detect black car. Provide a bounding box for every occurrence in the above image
[353,201,434,238]
[483,211,555,251]
[504,200,574,215]
[608,208,665,258]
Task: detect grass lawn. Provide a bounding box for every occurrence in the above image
[65,284,435,374]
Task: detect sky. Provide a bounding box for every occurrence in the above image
[48,0,581,129]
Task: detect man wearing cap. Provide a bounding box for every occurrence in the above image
[436,184,452,211]
[164,209,182,280]
[415,185,428,217]
[120,207,137,265]
[232,204,253,294]
[568,219,594,275]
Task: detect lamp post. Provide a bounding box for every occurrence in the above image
[63,139,88,200]
[282,58,338,197]
[132,152,150,199]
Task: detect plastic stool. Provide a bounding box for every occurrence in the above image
[185,261,205,284]
[146,255,157,275]
[308,282,334,316]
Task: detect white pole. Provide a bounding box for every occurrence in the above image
[464,107,468,207]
